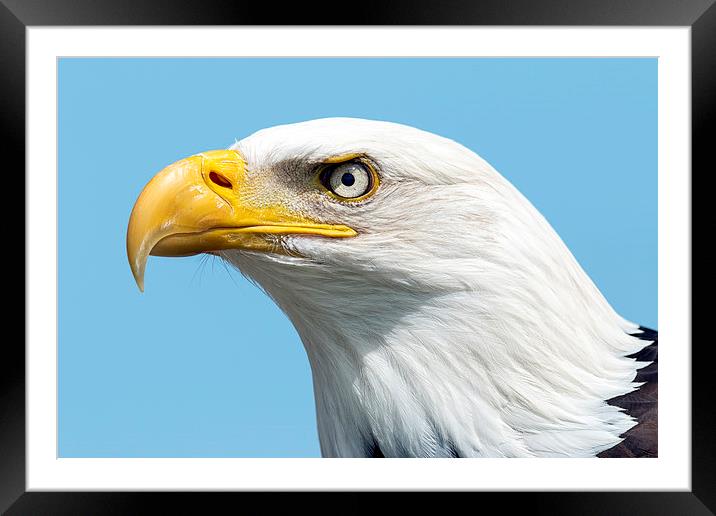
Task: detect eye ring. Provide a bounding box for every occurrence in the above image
[318,158,379,202]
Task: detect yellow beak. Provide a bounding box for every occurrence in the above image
[126,149,356,291]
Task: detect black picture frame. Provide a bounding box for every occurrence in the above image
[4,0,709,513]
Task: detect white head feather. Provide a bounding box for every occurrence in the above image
[222,117,649,457]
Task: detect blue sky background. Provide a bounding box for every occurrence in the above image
[58,58,657,457]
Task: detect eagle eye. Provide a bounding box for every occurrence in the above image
[319,161,375,200]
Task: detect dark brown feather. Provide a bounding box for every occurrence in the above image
[598,327,658,458]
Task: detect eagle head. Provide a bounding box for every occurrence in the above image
[127,118,652,458]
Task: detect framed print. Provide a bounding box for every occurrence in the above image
[6,0,710,513]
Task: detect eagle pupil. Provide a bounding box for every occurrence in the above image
[341,173,355,187]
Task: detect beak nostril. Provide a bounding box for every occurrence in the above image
[209,171,233,189]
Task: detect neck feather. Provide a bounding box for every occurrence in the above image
[227,248,647,458]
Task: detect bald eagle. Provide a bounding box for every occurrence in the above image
[127,118,657,458]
